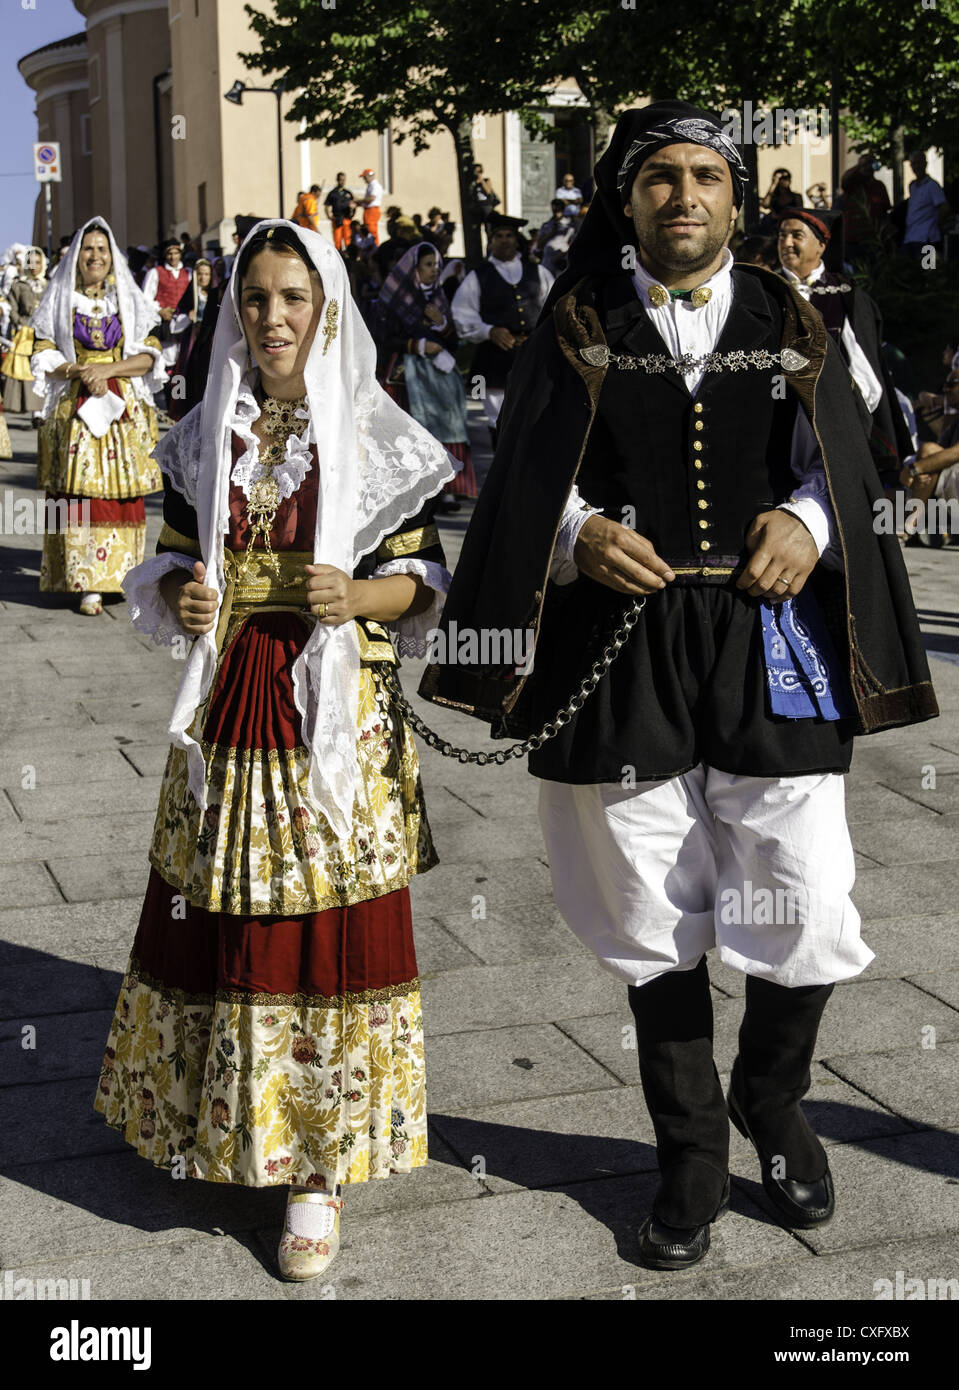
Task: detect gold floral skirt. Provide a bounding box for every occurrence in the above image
[94,608,435,1188]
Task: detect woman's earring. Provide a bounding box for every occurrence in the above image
[322,299,339,355]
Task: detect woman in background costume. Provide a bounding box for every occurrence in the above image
[1,246,48,423]
[94,221,454,1281]
[30,218,166,615]
[375,240,477,506]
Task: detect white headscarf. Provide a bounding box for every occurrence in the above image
[152,219,455,838]
[31,216,160,413]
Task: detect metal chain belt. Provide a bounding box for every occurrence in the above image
[579,344,810,375]
[380,595,647,765]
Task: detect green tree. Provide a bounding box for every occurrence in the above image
[243,0,582,266]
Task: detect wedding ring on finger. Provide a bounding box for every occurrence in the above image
[317,602,328,619]
[774,576,790,589]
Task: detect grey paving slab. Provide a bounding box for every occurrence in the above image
[423,1022,622,1111]
[114,742,172,778]
[274,1173,800,1301]
[0,956,119,1019]
[6,778,161,823]
[44,853,152,904]
[408,856,553,918]
[0,1007,117,1085]
[826,1044,959,1132]
[819,979,959,1055]
[906,969,959,1011]
[793,1130,959,1255]
[422,955,623,1035]
[0,1075,128,1167]
[847,813,959,868]
[0,812,157,865]
[435,899,588,967]
[851,863,958,920]
[411,914,484,973]
[0,896,142,957]
[2,1234,289,1301]
[0,748,139,792]
[582,1232,959,1300]
[0,859,62,909]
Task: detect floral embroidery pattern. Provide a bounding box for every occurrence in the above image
[93,964,427,1188]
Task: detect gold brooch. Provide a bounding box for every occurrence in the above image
[690,287,712,308]
[322,299,339,354]
[647,284,669,308]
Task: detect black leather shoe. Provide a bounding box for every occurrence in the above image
[637,1174,730,1270]
[728,1086,835,1228]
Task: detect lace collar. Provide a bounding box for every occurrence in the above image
[73,285,119,315]
[229,378,313,502]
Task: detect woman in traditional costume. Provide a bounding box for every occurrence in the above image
[30,218,166,615]
[168,257,216,422]
[94,221,454,1281]
[374,240,477,507]
[1,247,48,423]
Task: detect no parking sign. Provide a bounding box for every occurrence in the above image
[34,142,62,182]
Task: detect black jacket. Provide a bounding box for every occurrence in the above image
[418,264,938,740]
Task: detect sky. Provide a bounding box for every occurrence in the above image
[1,0,84,253]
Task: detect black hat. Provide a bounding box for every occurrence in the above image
[541,100,748,316]
[487,212,527,234]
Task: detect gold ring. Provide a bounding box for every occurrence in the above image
[318,602,328,618]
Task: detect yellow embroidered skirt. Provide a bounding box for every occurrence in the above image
[37,369,161,593]
[94,607,436,1189]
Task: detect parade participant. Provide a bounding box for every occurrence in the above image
[143,237,192,400]
[1,246,48,424]
[0,244,26,298]
[0,397,11,459]
[324,173,356,251]
[167,258,215,422]
[374,241,477,506]
[452,212,553,438]
[30,217,165,615]
[777,208,911,480]
[94,220,455,1282]
[359,167,384,244]
[419,101,937,1270]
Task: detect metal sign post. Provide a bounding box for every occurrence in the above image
[33,142,62,261]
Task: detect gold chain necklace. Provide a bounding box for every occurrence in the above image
[237,391,308,579]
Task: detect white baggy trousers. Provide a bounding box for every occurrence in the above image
[539,765,874,988]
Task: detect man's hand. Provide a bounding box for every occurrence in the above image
[489,325,516,351]
[573,515,675,594]
[305,564,362,625]
[736,510,818,602]
[159,306,174,321]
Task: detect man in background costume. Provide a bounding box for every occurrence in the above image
[452,212,553,440]
[776,207,911,482]
[420,102,937,1269]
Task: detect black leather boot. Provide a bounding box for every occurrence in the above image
[629,956,730,1269]
[728,975,836,1227]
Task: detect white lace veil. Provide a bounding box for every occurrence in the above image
[31,216,160,409]
[153,218,455,838]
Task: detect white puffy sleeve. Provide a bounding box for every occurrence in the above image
[123,552,198,646]
[370,556,452,659]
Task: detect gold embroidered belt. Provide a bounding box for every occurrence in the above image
[75,347,122,366]
[216,546,311,647]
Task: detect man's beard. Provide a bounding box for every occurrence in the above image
[634,213,730,276]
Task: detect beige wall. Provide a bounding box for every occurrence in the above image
[169,0,224,246]
[20,39,93,250]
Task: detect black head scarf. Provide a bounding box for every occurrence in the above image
[540,99,748,316]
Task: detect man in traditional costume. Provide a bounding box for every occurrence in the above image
[776,207,911,482]
[420,102,937,1269]
[451,212,553,438]
[143,237,192,406]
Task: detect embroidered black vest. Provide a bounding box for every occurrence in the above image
[472,258,543,389]
[576,271,798,570]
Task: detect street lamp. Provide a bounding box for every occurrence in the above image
[224,77,287,219]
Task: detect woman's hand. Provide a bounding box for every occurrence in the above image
[306,564,362,625]
[423,302,444,326]
[77,363,113,396]
[424,341,443,357]
[161,560,218,635]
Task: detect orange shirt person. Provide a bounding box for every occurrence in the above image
[292,185,321,232]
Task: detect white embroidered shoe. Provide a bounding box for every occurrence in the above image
[79,591,103,615]
[276,1190,343,1281]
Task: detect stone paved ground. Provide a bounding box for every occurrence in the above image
[1,404,957,1301]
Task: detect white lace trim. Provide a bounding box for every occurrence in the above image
[371,557,451,658]
[122,551,198,646]
[229,384,313,502]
